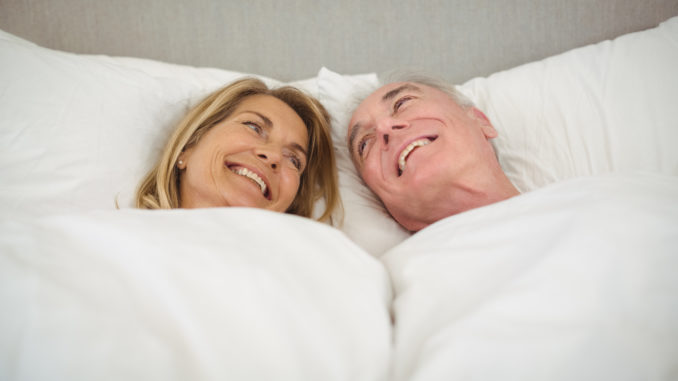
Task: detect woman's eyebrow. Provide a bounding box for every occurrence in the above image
[289,142,307,157]
[241,110,273,128]
[240,110,306,156]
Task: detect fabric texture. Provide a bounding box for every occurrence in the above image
[0,208,392,381]
[0,30,312,217]
[1,1,676,82]
[383,173,678,381]
[317,16,678,255]
[1,14,677,381]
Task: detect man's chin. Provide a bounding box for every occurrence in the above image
[387,207,430,232]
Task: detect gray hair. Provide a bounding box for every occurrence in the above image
[378,70,475,108]
[345,71,475,122]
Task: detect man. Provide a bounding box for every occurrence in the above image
[347,77,520,231]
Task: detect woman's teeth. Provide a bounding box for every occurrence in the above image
[398,138,431,172]
[232,167,267,195]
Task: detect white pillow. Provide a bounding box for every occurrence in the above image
[461,16,678,192]
[0,207,392,381]
[316,16,678,255]
[317,67,412,256]
[0,29,316,217]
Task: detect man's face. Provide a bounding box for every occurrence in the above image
[347,82,499,231]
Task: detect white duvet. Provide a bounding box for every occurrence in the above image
[2,173,677,380]
[0,209,392,381]
[384,173,678,381]
[2,15,678,381]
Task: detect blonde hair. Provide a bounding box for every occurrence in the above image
[136,78,339,221]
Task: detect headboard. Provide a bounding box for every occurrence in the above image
[2,5,678,378]
[1,0,677,83]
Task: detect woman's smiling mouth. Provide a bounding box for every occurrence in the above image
[227,164,271,199]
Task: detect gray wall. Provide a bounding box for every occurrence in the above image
[1,0,677,83]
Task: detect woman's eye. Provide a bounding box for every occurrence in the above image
[244,121,263,134]
[394,96,412,112]
[288,155,302,170]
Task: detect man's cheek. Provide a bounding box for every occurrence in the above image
[363,168,381,190]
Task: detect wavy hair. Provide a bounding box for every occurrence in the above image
[136,78,340,221]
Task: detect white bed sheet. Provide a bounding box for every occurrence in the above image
[382,173,678,381]
[0,208,392,381]
[1,15,678,381]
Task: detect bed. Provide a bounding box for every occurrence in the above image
[1,2,677,380]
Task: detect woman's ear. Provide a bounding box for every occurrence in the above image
[176,151,188,169]
[468,107,497,139]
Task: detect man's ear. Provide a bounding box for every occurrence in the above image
[468,107,497,139]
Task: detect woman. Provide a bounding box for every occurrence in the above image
[136,78,340,222]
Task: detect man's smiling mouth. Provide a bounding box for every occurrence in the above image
[397,136,437,176]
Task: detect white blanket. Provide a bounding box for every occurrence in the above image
[383,173,678,381]
[2,16,678,381]
[1,174,676,380]
[0,209,392,381]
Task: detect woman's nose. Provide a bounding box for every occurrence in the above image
[255,148,281,169]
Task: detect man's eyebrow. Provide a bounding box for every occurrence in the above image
[347,84,422,160]
[381,84,421,103]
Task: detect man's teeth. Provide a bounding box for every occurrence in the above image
[398,139,431,172]
[233,167,267,195]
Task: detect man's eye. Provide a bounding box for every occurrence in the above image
[358,135,372,158]
[244,121,263,134]
[394,96,412,112]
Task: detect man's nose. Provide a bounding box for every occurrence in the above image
[376,117,407,147]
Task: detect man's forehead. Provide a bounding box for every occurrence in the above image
[348,82,421,134]
[365,82,421,106]
[379,82,423,103]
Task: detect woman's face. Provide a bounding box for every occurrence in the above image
[177,94,308,213]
